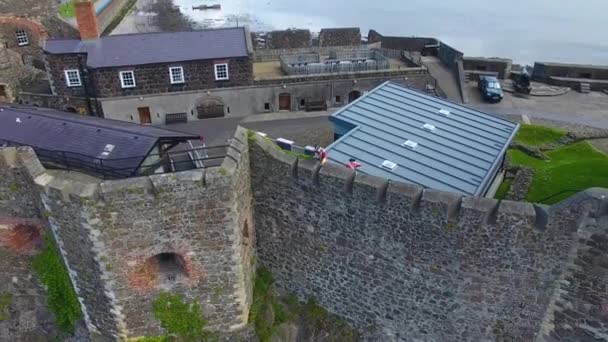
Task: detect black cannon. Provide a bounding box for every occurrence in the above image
[513,69,532,94]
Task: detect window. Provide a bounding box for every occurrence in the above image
[16,30,29,46]
[335,96,341,103]
[169,66,184,84]
[264,102,270,110]
[119,71,136,88]
[64,69,82,87]
[214,63,229,80]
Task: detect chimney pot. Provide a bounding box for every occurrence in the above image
[75,0,100,40]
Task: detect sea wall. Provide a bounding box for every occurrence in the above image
[0,126,255,340]
[249,133,608,341]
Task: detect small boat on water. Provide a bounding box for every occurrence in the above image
[192,4,221,10]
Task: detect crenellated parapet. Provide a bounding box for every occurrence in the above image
[248,129,608,342]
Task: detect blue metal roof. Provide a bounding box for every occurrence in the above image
[327,82,519,196]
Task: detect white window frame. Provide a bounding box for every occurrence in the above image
[16,30,29,46]
[64,69,82,87]
[214,63,229,81]
[119,70,136,88]
[169,66,184,84]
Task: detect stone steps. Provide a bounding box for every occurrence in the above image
[579,82,591,93]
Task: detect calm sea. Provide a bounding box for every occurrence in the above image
[173,0,608,65]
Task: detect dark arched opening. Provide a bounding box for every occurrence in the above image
[196,96,225,119]
[348,90,361,103]
[65,106,77,113]
[149,252,188,283]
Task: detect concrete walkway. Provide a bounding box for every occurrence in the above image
[421,56,462,103]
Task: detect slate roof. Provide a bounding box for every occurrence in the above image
[327,82,519,196]
[43,27,249,68]
[0,104,198,176]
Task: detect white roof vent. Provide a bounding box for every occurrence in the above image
[380,160,398,171]
[438,109,450,116]
[421,123,436,132]
[403,140,418,150]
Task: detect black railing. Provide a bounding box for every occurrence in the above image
[1,140,238,180]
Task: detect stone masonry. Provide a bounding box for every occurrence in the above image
[248,132,608,342]
[0,127,607,341]
[0,127,255,340]
[45,53,254,99]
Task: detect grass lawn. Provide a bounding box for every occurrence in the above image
[508,141,608,204]
[514,124,566,146]
[494,179,512,200]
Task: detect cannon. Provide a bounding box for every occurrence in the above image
[513,69,532,94]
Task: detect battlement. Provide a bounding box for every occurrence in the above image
[1,125,607,341]
[249,129,608,341]
[249,130,607,230]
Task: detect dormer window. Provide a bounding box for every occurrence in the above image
[169,66,184,84]
[214,63,229,81]
[119,70,136,88]
[16,30,29,46]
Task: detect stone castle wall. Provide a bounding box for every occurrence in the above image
[249,133,608,341]
[0,127,255,340]
[1,127,607,341]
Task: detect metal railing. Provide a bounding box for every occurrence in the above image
[1,140,238,180]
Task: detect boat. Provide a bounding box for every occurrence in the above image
[192,4,221,10]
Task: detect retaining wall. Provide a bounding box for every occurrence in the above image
[249,133,608,341]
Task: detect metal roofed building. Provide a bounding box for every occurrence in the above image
[327,82,520,196]
[0,104,202,178]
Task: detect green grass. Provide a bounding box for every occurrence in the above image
[508,141,608,204]
[59,0,99,18]
[32,234,82,333]
[59,0,77,18]
[0,292,11,321]
[151,292,214,341]
[494,179,512,200]
[514,124,566,147]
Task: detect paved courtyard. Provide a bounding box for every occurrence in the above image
[465,82,608,129]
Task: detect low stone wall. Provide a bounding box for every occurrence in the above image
[253,45,371,62]
[463,57,512,79]
[505,167,535,201]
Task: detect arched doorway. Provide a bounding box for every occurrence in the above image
[196,96,225,119]
[278,93,291,111]
[65,106,77,113]
[348,90,361,103]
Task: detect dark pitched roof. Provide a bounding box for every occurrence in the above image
[43,27,249,68]
[0,104,198,175]
[327,82,519,196]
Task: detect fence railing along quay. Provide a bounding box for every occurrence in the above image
[0,140,238,180]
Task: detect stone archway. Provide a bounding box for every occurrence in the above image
[195,96,225,119]
[65,106,77,113]
[348,90,361,103]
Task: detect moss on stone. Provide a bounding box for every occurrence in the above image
[32,233,82,333]
[151,292,216,341]
[8,183,19,193]
[0,292,12,321]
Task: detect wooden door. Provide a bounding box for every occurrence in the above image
[278,93,291,111]
[138,107,152,124]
